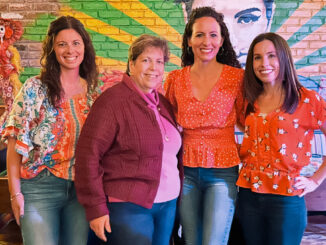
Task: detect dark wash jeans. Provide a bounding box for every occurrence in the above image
[238,188,307,245]
[88,198,177,245]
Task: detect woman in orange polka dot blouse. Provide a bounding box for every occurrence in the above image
[164,7,245,245]
[237,32,326,245]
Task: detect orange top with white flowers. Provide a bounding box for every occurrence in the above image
[164,65,244,168]
[237,88,326,196]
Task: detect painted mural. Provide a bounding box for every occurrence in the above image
[4,0,323,90]
[1,0,326,157]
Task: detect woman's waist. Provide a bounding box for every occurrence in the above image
[240,156,308,176]
[237,166,303,196]
[240,163,302,178]
[183,127,236,141]
[21,162,74,180]
[182,143,240,168]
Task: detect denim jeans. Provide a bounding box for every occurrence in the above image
[180,166,238,245]
[20,169,88,245]
[89,198,177,245]
[238,188,307,245]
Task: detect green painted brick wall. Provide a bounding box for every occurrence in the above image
[0,0,324,85]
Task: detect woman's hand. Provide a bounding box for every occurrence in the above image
[7,137,24,225]
[294,176,319,197]
[90,215,111,242]
[10,193,24,226]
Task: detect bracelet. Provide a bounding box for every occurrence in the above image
[10,192,22,201]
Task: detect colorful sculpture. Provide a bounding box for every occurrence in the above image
[0,18,23,126]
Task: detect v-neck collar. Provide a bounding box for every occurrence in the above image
[186,64,225,103]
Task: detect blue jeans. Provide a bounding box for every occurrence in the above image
[90,198,177,245]
[238,188,307,245]
[180,166,238,245]
[20,169,88,245]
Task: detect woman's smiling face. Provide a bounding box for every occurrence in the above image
[190,0,272,67]
[53,28,85,72]
[188,16,223,64]
[253,39,280,86]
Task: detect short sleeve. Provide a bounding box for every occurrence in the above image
[235,77,245,128]
[306,89,326,129]
[164,71,177,111]
[1,77,45,157]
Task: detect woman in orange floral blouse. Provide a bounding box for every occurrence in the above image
[237,32,326,245]
[164,7,244,245]
[3,16,98,245]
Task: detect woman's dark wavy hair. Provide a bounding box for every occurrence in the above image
[244,32,302,116]
[40,16,98,107]
[181,7,240,68]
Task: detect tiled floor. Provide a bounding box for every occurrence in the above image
[301,215,326,245]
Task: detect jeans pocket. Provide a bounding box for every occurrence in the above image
[21,169,60,202]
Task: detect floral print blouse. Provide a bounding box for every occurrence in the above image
[2,76,98,180]
[164,65,245,168]
[237,88,326,196]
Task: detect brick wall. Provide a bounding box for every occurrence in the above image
[0,0,325,87]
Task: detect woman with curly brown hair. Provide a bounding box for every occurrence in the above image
[2,15,98,245]
[164,6,244,245]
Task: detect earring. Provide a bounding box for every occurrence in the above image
[187,46,192,54]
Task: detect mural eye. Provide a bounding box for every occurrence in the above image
[236,14,260,24]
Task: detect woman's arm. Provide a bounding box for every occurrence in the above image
[7,136,24,225]
[75,91,119,240]
[294,122,326,197]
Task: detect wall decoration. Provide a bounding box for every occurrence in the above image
[0,18,23,127]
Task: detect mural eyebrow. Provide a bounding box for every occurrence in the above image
[234,8,261,18]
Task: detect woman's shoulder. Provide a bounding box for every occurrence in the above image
[20,76,47,97]
[223,64,244,76]
[94,79,132,106]
[300,87,322,102]
[167,66,189,79]
[222,65,244,88]
[165,66,190,90]
[23,76,43,88]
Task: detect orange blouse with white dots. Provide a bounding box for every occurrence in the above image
[237,88,326,196]
[164,65,245,168]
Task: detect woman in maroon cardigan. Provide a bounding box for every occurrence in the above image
[75,34,183,245]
